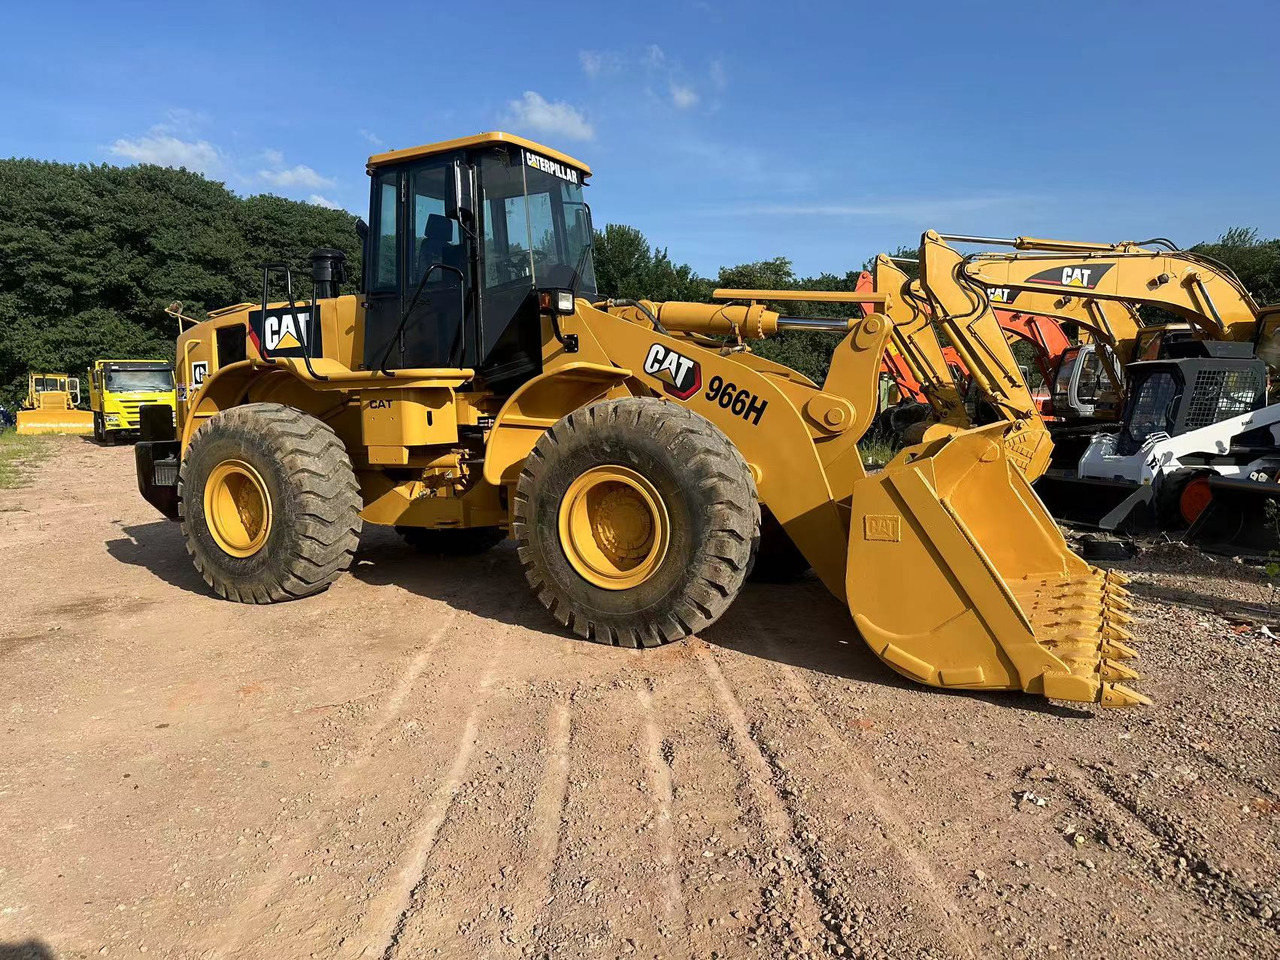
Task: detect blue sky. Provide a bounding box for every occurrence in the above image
[2,0,1277,276]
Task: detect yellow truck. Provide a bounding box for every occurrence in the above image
[16,373,94,435]
[87,360,177,444]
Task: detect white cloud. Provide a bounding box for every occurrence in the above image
[709,59,728,91]
[258,163,335,189]
[645,44,666,66]
[109,134,221,174]
[504,91,594,141]
[580,49,628,78]
[153,108,211,136]
[359,128,385,147]
[670,83,698,109]
[309,194,342,210]
[263,148,285,167]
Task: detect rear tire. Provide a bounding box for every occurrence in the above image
[179,403,362,603]
[1157,469,1214,529]
[514,397,759,647]
[396,525,506,555]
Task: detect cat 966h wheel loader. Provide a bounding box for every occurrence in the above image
[134,132,1145,707]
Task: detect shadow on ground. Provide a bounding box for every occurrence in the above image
[350,533,1089,717]
[105,520,210,597]
[100,518,1093,718]
[0,941,55,960]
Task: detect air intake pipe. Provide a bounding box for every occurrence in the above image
[309,248,347,300]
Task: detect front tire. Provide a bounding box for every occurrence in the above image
[514,397,759,647]
[179,403,362,603]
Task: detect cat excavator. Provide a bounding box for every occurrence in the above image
[131,131,1145,707]
[892,233,1280,543]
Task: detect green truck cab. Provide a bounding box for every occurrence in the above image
[87,360,177,444]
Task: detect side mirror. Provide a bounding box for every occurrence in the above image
[69,378,81,406]
[355,218,369,243]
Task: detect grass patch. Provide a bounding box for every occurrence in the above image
[0,430,54,489]
[858,435,897,470]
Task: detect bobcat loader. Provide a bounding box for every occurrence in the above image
[133,132,1145,707]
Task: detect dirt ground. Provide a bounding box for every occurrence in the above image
[1,438,1277,960]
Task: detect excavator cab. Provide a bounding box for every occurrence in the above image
[361,134,594,390]
[1051,343,1124,421]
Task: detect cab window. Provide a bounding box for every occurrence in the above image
[371,171,398,292]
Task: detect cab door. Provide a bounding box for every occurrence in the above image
[361,158,471,371]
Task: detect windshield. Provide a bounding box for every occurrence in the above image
[1053,347,1080,398]
[480,147,595,296]
[106,369,174,393]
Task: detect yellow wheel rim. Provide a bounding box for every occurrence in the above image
[558,465,670,590]
[204,459,273,558]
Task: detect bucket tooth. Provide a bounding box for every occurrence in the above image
[1099,658,1142,682]
[1101,683,1152,708]
[1105,570,1132,587]
[1103,622,1135,641]
[1101,637,1139,660]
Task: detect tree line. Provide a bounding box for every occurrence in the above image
[2,158,1278,403]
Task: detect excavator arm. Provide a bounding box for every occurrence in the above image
[863,258,968,425]
[917,231,1054,479]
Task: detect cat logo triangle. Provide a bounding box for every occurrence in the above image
[274,331,302,350]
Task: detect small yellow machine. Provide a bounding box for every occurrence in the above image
[87,359,177,444]
[133,132,1144,708]
[16,373,93,435]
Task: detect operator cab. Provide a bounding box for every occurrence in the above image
[1116,341,1268,456]
[361,132,595,390]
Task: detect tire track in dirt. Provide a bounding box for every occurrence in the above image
[691,644,838,953]
[696,638,980,959]
[210,612,465,956]
[1058,766,1279,938]
[762,634,977,948]
[638,685,687,923]
[362,652,502,959]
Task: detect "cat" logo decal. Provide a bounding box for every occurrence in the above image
[248,305,323,358]
[643,343,702,400]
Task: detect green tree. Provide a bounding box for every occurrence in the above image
[592,223,710,302]
[1191,227,1280,306]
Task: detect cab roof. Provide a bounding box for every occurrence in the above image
[367,131,591,177]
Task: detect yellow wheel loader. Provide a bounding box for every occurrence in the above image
[133,131,1145,707]
[16,373,94,435]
